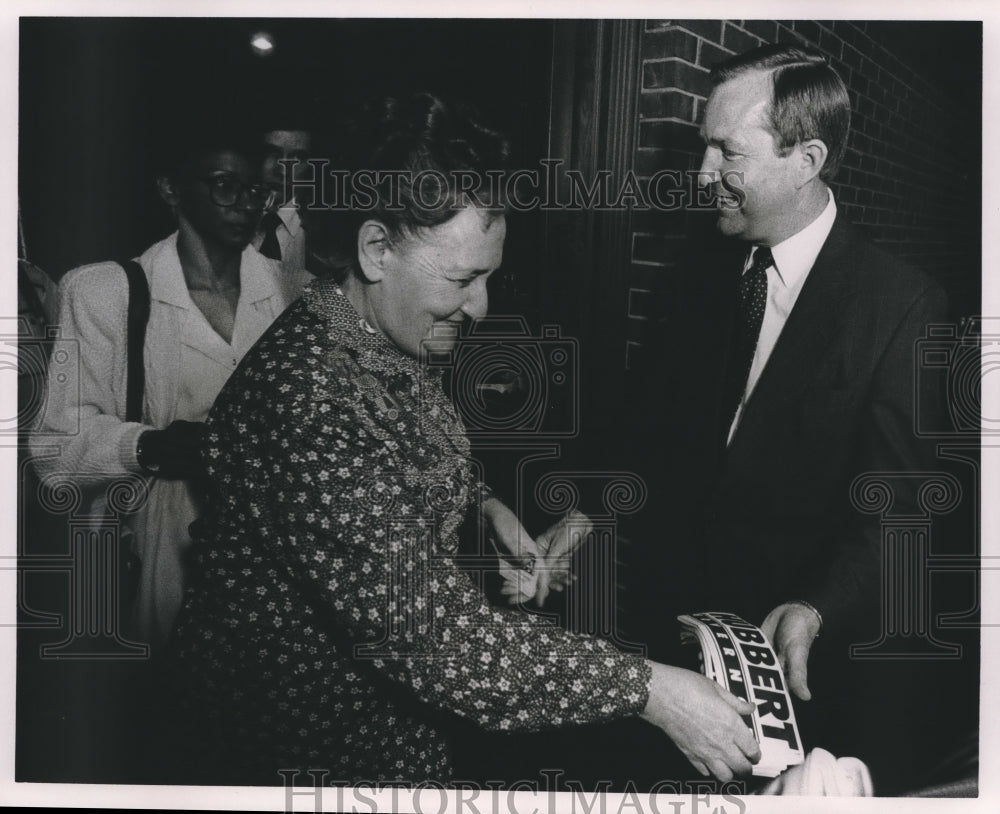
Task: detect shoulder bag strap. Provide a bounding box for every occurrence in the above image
[119,260,150,423]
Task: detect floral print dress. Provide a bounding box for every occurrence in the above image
[166,280,651,784]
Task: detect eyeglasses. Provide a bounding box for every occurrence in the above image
[199,175,276,209]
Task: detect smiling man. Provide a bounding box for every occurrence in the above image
[627,44,947,792]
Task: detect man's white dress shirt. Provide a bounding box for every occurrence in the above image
[728,188,837,444]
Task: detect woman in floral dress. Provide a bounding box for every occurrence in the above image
[164,94,759,786]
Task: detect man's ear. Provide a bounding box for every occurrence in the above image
[796,139,829,187]
[156,176,179,207]
[357,220,392,282]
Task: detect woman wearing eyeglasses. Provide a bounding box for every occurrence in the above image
[29,122,291,650]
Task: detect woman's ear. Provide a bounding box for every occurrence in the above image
[156,175,179,207]
[357,220,391,282]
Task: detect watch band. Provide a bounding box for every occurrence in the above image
[136,431,161,474]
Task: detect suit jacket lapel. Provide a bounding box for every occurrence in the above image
[678,240,744,404]
[657,237,744,489]
[724,215,859,458]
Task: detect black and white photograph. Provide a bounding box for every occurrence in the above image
[6,1,996,811]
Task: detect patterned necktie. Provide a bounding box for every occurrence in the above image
[258,211,283,260]
[720,246,772,444]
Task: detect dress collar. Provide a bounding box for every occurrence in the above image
[306,280,424,376]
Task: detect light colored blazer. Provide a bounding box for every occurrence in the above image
[30,232,291,647]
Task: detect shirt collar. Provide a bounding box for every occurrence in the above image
[276,203,302,236]
[239,243,281,303]
[765,187,837,288]
[146,232,189,307]
[146,231,278,307]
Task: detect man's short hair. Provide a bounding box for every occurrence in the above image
[711,43,851,182]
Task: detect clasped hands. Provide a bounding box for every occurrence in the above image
[483,496,821,779]
[482,497,591,607]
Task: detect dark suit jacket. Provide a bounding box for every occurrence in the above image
[627,213,946,650]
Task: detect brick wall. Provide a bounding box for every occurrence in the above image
[627,19,981,368]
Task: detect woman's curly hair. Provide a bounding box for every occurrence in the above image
[302,93,511,281]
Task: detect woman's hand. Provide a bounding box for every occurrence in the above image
[483,499,596,608]
[640,661,761,781]
[483,497,543,605]
[534,510,593,606]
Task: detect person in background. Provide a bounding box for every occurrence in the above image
[30,119,292,650]
[163,93,761,786]
[18,256,60,429]
[254,122,316,302]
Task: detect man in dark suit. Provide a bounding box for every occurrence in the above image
[626,44,946,792]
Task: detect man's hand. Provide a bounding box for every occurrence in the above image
[534,510,593,606]
[640,661,760,781]
[761,602,822,702]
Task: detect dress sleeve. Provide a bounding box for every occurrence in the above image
[246,369,651,733]
[29,265,150,486]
